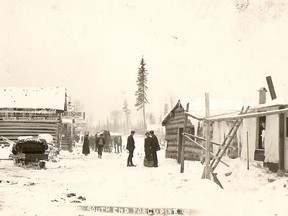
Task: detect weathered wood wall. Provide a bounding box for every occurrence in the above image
[0,110,60,147]
[164,107,202,161]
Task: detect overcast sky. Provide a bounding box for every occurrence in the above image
[0,0,288,124]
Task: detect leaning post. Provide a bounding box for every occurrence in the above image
[180,103,189,173]
[203,93,212,179]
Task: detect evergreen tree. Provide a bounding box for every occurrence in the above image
[164,102,169,116]
[122,98,131,132]
[135,57,149,131]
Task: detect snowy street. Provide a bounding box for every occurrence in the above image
[1,135,288,216]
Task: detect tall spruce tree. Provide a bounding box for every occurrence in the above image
[122,98,131,132]
[135,57,149,132]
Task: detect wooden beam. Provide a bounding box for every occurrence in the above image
[183,133,236,150]
[180,103,189,173]
[279,113,285,170]
[207,107,288,122]
[204,93,212,179]
[266,76,277,100]
[177,127,183,164]
[183,134,229,167]
[184,112,204,121]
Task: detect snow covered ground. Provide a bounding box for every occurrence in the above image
[1,135,288,216]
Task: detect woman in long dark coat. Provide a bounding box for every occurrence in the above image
[144,132,153,167]
[82,134,90,156]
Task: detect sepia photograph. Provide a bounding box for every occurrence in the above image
[1,0,288,215]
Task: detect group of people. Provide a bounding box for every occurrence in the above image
[82,130,161,168]
[126,130,160,167]
[82,133,106,158]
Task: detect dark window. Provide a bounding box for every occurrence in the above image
[286,117,288,137]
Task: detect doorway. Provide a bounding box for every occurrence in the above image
[258,116,266,149]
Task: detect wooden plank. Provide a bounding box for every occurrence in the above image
[183,134,229,167]
[0,119,58,123]
[279,113,285,170]
[13,153,48,160]
[165,124,185,130]
[203,93,212,179]
[0,126,58,130]
[0,130,57,134]
[168,114,185,121]
[0,122,57,128]
[164,134,178,141]
[184,133,235,149]
[184,112,204,121]
[177,127,183,164]
[207,107,288,122]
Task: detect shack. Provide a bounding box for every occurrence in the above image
[162,100,198,161]
[162,98,243,162]
[205,88,288,172]
[0,87,67,149]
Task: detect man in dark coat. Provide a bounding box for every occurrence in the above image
[96,134,105,159]
[126,130,136,167]
[82,133,90,156]
[150,130,160,167]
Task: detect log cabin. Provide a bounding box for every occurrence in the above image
[0,87,67,150]
[162,100,199,162]
[162,98,243,162]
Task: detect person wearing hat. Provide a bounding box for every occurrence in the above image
[126,130,136,167]
[150,130,160,167]
[144,131,153,167]
[82,132,90,156]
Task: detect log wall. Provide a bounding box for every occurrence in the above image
[0,110,60,146]
[164,107,202,161]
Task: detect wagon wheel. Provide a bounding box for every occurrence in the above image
[21,160,26,166]
[13,158,18,164]
[38,161,46,169]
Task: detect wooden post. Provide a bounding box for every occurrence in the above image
[247,131,249,170]
[71,119,74,149]
[266,76,277,100]
[279,113,285,170]
[180,103,189,173]
[177,127,184,164]
[204,93,212,179]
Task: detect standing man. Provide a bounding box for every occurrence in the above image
[150,130,160,167]
[96,134,105,159]
[126,130,136,167]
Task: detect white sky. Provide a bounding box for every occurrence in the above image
[1,0,288,124]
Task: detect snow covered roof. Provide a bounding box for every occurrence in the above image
[162,98,245,123]
[185,98,245,118]
[0,87,66,110]
[162,96,288,125]
[206,98,288,122]
[251,98,288,110]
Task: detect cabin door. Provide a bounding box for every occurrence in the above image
[284,115,288,170]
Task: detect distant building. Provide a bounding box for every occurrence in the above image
[162,98,244,162]
[0,87,67,149]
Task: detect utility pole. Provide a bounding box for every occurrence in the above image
[203,93,212,179]
[180,103,189,173]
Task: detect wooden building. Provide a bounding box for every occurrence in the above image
[162,98,243,162]
[196,88,288,173]
[0,87,67,149]
[209,97,288,172]
[162,100,200,161]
